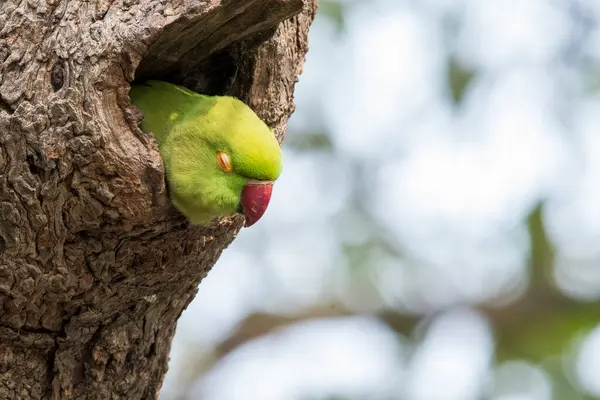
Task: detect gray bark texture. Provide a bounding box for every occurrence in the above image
[0,1,317,398]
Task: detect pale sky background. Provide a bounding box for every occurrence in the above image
[160,1,600,399]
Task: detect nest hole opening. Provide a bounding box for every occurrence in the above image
[132,46,242,98]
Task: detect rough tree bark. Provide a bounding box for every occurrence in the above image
[0,1,317,398]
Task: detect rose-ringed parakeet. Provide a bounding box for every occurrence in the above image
[130,80,282,227]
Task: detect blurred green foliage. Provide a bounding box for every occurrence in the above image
[306,3,600,399]
[318,0,347,32]
[447,56,476,105]
[285,131,334,152]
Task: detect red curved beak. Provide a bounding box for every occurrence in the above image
[240,180,274,227]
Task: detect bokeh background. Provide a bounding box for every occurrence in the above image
[160,1,600,399]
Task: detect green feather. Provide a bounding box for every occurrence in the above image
[130,80,283,224]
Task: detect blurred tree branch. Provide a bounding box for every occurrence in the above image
[210,203,600,389]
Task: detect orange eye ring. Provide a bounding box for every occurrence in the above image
[217,152,232,173]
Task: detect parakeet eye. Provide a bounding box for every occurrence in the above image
[217,152,232,173]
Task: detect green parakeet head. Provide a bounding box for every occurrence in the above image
[130,80,283,227]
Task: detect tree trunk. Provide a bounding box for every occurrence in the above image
[0,1,316,398]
